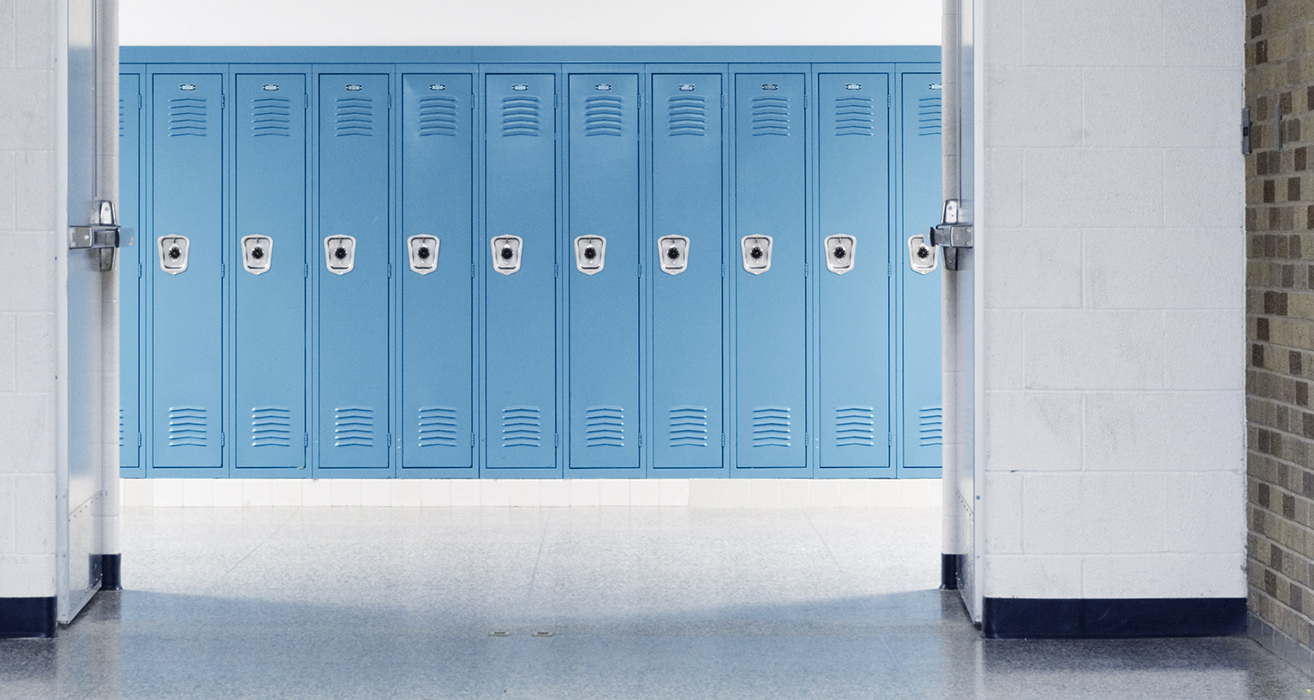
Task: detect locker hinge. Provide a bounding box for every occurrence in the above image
[220,262,225,277]
[137,262,142,279]
[304,263,309,278]
[388,94,393,109]
[221,432,226,447]
[388,433,392,447]
[637,91,642,109]
[721,263,726,278]
[888,94,892,109]
[137,433,142,447]
[803,262,808,277]
[137,94,142,109]
[304,94,309,110]
[221,94,226,110]
[888,433,893,446]
[470,432,475,447]
[638,434,643,447]
[554,433,559,447]
[388,263,392,278]
[721,434,725,447]
[720,94,725,110]
[637,263,642,277]
[554,263,559,278]
[887,261,891,278]
[304,433,309,447]
[554,94,559,109]
[471,263,475,278]
[804,432,809,446]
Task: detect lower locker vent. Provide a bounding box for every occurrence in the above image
[667,405,709,448]
[417,405,458,448]
[501,406,542,448]
[751,406,791,448]
[919,406,944,447]
[251,406,292,448]
[333,406,374,448]
[167,406,207,448]
[834,406,876,447]
[584,405,624,448]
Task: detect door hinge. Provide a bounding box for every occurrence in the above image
[388,263,392,278]
[720,94,725,110]
[304,433,309,447]
[888,433,893,446]
[804,432,809,446]
[304,94,309,110]
[221,432,226,447]
[471,263,475,278]
[220,262,225,277]
[638,433,643,447]
[554,263,559,278]
[221,94,226,110]
[471,432,476,447]
[137,94,143,109]
[721,433,725,447]
[887,94,892,109]
[721,263,726,278]
[137,433,142,447]
[554,433,559,447]
[137,262,142,279]
[304,263,309,278]
[387,432,392,447]
[388,94,393,109]
[637,263,642,277]
[1242,107,1252,155]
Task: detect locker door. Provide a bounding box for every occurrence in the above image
[401,73,474,471]
[818,73,892,472]
[901,74,944,470]
[318,74,390,470]
[235,73,307,471]
[651,73,723,470]
[566,73,640,472]
[734,72,807,470]
[485,73,557,472]
[150,73,224,469]
[119,72,141,472]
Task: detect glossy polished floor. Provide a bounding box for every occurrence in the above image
[0,506,1310,699]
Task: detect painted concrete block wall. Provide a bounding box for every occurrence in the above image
[1245,0,1314,674]
[0,0,59,598]
[979,0,1246,600]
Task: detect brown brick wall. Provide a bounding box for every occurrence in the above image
[1249,0,1314,653]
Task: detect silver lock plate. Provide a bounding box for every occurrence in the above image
[574,236,606,275]
[658,235,690,275]
[824,235,856,274]
[741,235,773,274]
[324,236,356,275]
[491,236,523,275]
[408,235,440,274]
[908,234,938,275]
[241,235,273,275]
[158,236,189,274]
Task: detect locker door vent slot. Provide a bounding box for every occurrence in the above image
[658,235,689,275]
[834,96,875,137]
[574,236,606,274]
[750,96,790,137]
[583,94,624,137]
[584,406,625,448]
[917,96,943,137]
[667,405,709,448]
[167,97,207,137]
[918,405,944,447]
[241,235,273,274]
[407,235,440,274]
[334,97,375,137]
[333,406,375,448]
[740,235,773,274]
[251,96,291,137]
[417,406,459,448]
[751,407,792,448]
[501,95,541,137]
[491,236,523,275]
[157,235,190,274]
[667,95,707,136]
[167,406,208,448]
[250,406,292,448]
[418,95,459,137]
[324,236,356,274]
[834,406,876,447]
[501,406,542,448]
[824,235,856,274]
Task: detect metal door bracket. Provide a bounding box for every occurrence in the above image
[919,199,973,271]
[69,200,134,271]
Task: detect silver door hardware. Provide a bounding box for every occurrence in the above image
[407,235,440,274]
[241,235,273,275]
[69,199,134,272]
[324,236,356,275]
[491,235,522,275]
[920,199,973,271]
[908,235,938,275]
[658,235,689,275]
[574,236,606,275]
[824,235,856,274]
[741,235,773,274]
[157,235,189,274]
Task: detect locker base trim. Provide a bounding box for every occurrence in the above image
[939,553,961,590]
[100,554,122,591]
[0,597,56,639]
[982,597,1246,639]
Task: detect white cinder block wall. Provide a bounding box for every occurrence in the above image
[0,0,59,599]
[979,0,1246,600]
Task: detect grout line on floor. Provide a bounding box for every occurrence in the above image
[207,508,303,592]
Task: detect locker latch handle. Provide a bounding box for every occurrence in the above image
[919,199,973,272]
[69,200,135,272]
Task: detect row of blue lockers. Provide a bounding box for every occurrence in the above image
[117,46,942,479]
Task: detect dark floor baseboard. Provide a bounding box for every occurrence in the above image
[983,597,1247,639]
[940,553,961,590]
[100,554,121,591]
[0,597,56,639]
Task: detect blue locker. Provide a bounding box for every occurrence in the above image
[150,72,225,471]
[234,73,307,472]
[900,73,943,471]
[818,72,892,474]
[119,72,141,474]
[650,73,724,471]
[566,72,640,473]
[401,73,474,472]
[733,72,807,471]
[484,73,558,473]
[317,73,390,471]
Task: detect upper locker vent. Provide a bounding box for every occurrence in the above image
[583,94,624,137]
[918,95,942,137]
[335,96,375,137]
[251,96,292,137]
[417,94,459,137]
[501,94,541,137]
[167,97,207,137]
[667,95,707,137]
[834,95,875,137]
[750,95,790,137]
